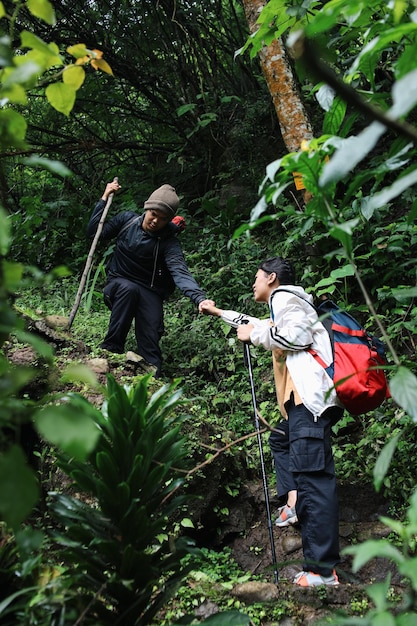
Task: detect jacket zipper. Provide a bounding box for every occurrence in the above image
[151,239,160,288]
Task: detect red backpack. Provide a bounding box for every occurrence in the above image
[309,299,390,415]
[273,291,390,415]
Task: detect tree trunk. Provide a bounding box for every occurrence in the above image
[241,0,313,154]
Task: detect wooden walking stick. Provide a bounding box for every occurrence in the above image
[67,177,118,330]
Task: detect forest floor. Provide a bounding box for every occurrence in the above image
[6,316,407,625]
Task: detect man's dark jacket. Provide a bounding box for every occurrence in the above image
[87,200,207,304]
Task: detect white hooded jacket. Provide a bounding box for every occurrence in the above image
[220,286,342,419]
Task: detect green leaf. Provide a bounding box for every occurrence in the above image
[0,109,27,146]
[0,208,11,255]
[366,575,392,612]
[391,69,417,118]
[362,168,417,214]
[0,446,39,528]
[60,363,100,388]
[27,0,56,25]
[2,260,24,292]
[13,330,54,360]
[22,155,72,177]
[35,402,101,460]
[320,122,386,186]
[177,103,196,116]
[396,614,417,626]
[180,518,194,528]
[389,367,417,421]
[329,219,359,257]
[20,30,59,58]
[63,64,85,90]
[323,95,347,135]
[398,559,417,591]
[344,539,403,572]
[45,82,76,116]
[392,286,417,300]
[373,432,401,491]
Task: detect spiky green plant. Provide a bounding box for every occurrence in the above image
[48,374,200,625]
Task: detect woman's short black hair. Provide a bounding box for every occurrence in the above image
[259,257,295,285]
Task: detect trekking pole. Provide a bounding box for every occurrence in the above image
[242,328,279,584]
[67,177,118,330]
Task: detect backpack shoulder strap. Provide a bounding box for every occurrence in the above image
[117,215,141,238]
[270,287,317,311]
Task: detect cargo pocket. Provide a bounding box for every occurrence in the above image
[289,426,325,473]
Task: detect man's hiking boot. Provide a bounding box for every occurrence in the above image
[293,570,339,587]
[275,505,298,527]
[125,351,157,374]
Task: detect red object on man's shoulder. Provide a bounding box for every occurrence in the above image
[172,215,186,232]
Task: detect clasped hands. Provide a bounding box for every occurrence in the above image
[199,300,254,343]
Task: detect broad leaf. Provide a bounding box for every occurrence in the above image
[373,432,401,491]
[320,122,386,186]
[63,64,85,90]
[344,539,403,572]
[389,367,417,421]
[27,0,56,25]
[0,209,10,256]
[361,168,417,214]
[35,401,101,460]
[23,155,72,177]
[45,82,76,116]
[0,446,39,528]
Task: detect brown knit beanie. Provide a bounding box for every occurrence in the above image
[144,184,179,218]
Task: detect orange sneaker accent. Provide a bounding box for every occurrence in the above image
[293,569,339,586]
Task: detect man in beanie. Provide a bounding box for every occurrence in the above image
[87,180,214,376]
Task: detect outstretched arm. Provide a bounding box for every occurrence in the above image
[200,302,222,316]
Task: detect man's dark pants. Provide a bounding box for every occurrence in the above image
[102,277,164,375]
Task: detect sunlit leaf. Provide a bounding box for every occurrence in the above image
[391,69,417,117]
[45,82,76,116]
[91,58,113,75]
[20,30,60,58]
[320,122,386,186]
[316,84,335,111]
[180,518,194,528]
[63,64,85,90]
[67,43,90,59]
[27,0,56,25]
[0,82,28,105]
[0,446,39,528]
[389,367,417,421]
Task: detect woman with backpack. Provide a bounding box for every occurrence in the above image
[202,256,344,586]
